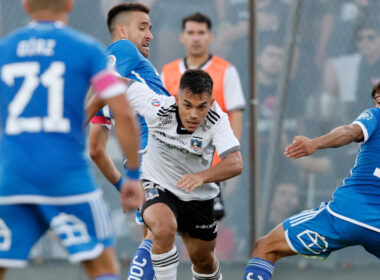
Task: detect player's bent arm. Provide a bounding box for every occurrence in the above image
[85,95,106,126]
[200,150,242,182]
[89,124,122,185]
[285,124,364,159]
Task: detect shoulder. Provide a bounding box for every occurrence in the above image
[162,58,182,72]
[206,102,227,126]
[210,55,232,69]
[107,39,139,55]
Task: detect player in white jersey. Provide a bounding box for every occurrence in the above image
[126,69,243,280]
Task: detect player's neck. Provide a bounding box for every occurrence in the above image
[186,53,211,69]
[30,11,68,24]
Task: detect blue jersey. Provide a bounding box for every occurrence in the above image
[94,39,170,150]
[0,21,115,197]
[328,107,380,232]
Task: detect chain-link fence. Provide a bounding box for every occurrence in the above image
[2,0,380,279]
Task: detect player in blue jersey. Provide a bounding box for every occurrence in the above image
[0,1,144,280]
[85,3,170,280]
[242,81,380,280]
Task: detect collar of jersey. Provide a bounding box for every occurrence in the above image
[29,20,65,28]
[175,108,193,135]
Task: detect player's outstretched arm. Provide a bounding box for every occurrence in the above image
[285,123,364,159]
[177,151,242,192]
[106,94,144,211]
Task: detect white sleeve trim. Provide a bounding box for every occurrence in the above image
[352,121,368,142]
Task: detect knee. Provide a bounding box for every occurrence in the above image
[253,235,281,263]
[89,143,103,161]
[152,220,176,243]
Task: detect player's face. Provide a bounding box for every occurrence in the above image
[259,45,284,76]
[356,29,380,59]
[180,21,213,57]
[373,91,380,107]
[175,89,214,132]
[126,11,153,58]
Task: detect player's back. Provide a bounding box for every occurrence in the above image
[0,21,105,194]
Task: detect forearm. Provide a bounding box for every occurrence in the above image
[85,95,106,126]
[92,149,122,184]
[197,151,242,183]
[313,124,362,150]
[229,110,243,140]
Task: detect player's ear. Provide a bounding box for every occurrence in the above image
[174,93,179,104]
[22,0,32,14]
[210,97,215,106]
[209,32,214,43]
[66,0,74,13]
[179,32,185,44]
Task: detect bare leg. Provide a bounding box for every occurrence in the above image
[0,267,6,280]
[82,247,120,279]
[182,233,218,274]
[252,224,295,263]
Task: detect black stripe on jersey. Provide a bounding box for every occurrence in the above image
[206,115,216,125]
[208,109,220,120]
[207,112,218,123]
[158,104,176,114]
[157,109,176,117]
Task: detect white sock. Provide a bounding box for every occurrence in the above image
[192,261,222,280]
[151,246,179,280]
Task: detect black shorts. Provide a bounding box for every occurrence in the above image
[140,180,217,241]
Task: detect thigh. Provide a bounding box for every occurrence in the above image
[0,204,47,267]
[140,181,178,228]
[39,192,114,263]
[283,202,352,259]
[177,198,217,241]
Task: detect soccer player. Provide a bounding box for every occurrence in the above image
[85,3,170,280]
[161,12,246,220]
[242,82,380,280]
[125,70,243,280]
[0,1,144,280]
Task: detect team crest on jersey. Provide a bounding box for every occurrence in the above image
[358,110,373,121]
[151,98,161,107]
[190,138,203,151]
[145,189,159,201]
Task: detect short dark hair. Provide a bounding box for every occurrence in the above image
[356,19,380,38]
[107,3,150,33]
[182,12,212,30]
[179,70,213,95]
[371,81,380,99]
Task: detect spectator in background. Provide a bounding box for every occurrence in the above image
[321,19,380,125]
[161,12,246,220]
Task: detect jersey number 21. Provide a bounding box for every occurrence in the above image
[1,61,70,135]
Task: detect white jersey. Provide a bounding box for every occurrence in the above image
[127,82,241,201]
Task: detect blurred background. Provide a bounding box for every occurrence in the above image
[2,0,380,279]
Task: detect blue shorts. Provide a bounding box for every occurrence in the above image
[283,202,380,259]
[0,191,114,267]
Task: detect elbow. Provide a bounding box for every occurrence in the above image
[89,142,105,163]
[231,152,243,176]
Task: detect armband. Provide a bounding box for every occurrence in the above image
[125,167,141,180]
[113,176,124,191]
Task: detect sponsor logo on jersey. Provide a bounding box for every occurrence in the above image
[145,189,159,201]
[190,139,203,151]
[358,110,374,121]
[151,98,161,107]
[297,230,328,255]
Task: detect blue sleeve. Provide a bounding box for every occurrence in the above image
[88,41,108,78]
[353,108,380,140]
[109,40,140,77]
